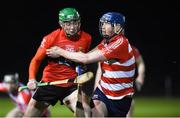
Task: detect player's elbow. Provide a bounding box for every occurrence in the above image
[81,60,89,64]
[31,57,43,66]
[79,54,91,64]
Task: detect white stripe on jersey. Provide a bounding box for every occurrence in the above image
[18,93,27,111]
[100,80,133,91]
[98,85,134,100]
[128,44,132,53]
[110,38,123,49]
[40,38,47,48]
[105,93,134,100]
[104,56,135,67]
[101,38,123,55]
[9,83,31,112]
[103,69,135,78]
[18,93,25,105]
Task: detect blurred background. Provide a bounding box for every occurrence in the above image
[0,0,179,117]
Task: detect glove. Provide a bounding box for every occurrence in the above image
[27,79,37,90]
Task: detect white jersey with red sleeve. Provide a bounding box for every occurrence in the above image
[0,82,49,116]
[0,82,32,112]
[97,34,135,100]
[9,84,32,112]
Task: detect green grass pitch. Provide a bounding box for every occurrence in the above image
[0,97,180,117]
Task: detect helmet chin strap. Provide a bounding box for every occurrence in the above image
[66,30,80,39]
[66,33,78,39]
[114,24,123,34]
[65,26,80,39]
[103,27,123,43]
[103,34,115,43]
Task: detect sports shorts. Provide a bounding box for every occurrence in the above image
[92,87,132,117]
[33,85,77,106]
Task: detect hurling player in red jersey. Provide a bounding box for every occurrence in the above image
[0,73,50,117]
[47,12,135,117]
[23,8,92,117]
[127,45,146,117]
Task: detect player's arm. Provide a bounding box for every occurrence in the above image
[28,47,46,90]
[135,55,145,91]
[46,46,106,64]
[0,83,8,92]
[29,47,46,79]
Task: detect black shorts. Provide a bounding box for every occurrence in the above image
[33,85,77,106]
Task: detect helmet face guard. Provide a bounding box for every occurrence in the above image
[60,20,81,38]
[99,12,125,40]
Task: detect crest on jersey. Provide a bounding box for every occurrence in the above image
[65,45,75,52]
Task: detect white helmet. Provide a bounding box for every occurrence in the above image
[3,73,19,84]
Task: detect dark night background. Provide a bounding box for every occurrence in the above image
[0,0,179,96]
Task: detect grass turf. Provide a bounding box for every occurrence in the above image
[133,97,180,117]
[0,97,180,117]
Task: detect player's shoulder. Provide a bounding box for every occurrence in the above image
[81,31,92,39]
[80,31,92,44]
[119,34,128,41]
[131,45,139,52]
[46,28,61,37]
[131,45,137,50]
[42,28,61,43]
[113,34,127,44]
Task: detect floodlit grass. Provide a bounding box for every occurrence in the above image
[0,97,180,117]
[49,102,73,117]
[0,98,73,117]
[0,98,16,116]
[133,97,180,117]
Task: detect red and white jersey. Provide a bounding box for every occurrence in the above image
[0,82,7,92]
[0,82,32,112]
[97,34,135,100]
[29,29,92,87]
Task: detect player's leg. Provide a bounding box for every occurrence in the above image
[23,85,57,117]
[81,76,95,117]
[92,99,108,117]
[81,91,92,117]
[74,85,85,117]
[23,98,50,117]
[91,88,108,117]
[6,107,24,117]
[41,107,51,117]
[127,99,135,117]
[63,88,78,112]
[92,88,132,117]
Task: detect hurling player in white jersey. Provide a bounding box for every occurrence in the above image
[46,12,135,117]
[0,73,50,117]
[127,45,146,117]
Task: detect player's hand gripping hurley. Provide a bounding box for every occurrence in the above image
[18,71,93,92]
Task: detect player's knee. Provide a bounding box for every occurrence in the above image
[63,99,71,106]
[28,98,37,107]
